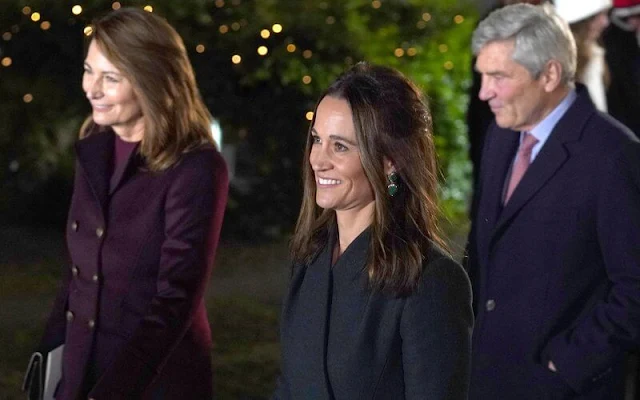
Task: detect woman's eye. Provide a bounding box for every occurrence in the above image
[311,135,321,144]
[335,142,348,152]
[105,76,119,83]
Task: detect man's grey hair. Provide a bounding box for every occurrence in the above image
[472,3,576,84]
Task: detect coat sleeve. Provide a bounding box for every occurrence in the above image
[90,150,229,398]
[541,142,640,393]
[401,256,474,400]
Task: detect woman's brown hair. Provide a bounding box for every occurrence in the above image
[290,62,446,297]
[570,17,610,87]
[81,7,214,171]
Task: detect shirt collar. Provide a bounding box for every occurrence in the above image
[528,88,577,143]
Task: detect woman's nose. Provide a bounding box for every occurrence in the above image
[86,77,103,99]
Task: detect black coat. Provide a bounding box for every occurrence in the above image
[466,86,640,399]
[274,228,473,399]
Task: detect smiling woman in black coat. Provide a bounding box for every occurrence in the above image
[272,63,473,400]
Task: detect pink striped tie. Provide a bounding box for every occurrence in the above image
[504,133,538,204]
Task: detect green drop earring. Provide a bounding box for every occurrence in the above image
[387,171,399,197]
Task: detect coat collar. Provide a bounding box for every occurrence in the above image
[75,128,144,215]
[332,226,371,281]
[286,226,371,398]
[488,85,597,246]
[75,129,113,214]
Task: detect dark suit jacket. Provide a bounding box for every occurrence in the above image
[466,86,640,399]
[273,228,473,400]
[38,129,229,399]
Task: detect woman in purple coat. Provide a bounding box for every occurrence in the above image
[32,8,228,399]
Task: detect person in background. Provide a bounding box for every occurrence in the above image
[466,3,640,399]
[604,0,640,134]
[30,7,228,399]
[555,0,612,112]
[466,0,548,218]
[273,62,473,399]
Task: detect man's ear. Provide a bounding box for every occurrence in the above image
[541,59,563,92]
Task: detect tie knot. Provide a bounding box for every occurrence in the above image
[520,132,538,154]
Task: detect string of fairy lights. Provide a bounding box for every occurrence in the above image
[1,1,467,120]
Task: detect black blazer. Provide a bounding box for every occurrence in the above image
[274,228,473,399]
[466,86,640,399]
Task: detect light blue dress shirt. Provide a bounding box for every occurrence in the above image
[523,88,578,162]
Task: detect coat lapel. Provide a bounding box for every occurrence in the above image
[75,130,113,215]
[108,145,142,195]
[477,127,519,263]
[489,86,595,246]
[335,228,370,283]
[492,137,568,238]
[289,230,335,398]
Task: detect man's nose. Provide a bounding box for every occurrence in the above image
[478,77,492,102]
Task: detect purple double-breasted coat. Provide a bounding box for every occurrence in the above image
[38,129,228,399]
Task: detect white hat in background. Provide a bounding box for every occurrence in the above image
[554,0,613,23]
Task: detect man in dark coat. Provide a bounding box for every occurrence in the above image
[466,3,640,399]
[467,0,549,218]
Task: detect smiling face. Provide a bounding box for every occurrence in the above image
[476,40,551,132]
[82,40,144,141]
[309,96,375,220]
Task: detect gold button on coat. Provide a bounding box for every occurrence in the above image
[92,274,99,283]
[71,221,79,231]
[71,265,79,277]
[88,319,95,329]
[95,227,104,238]
[66,310,74,322]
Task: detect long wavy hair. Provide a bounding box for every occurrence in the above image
[569,17,611,88]
[80,7,214,171]
[290,62,446,297]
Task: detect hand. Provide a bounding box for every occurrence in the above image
[548,360,557,372]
